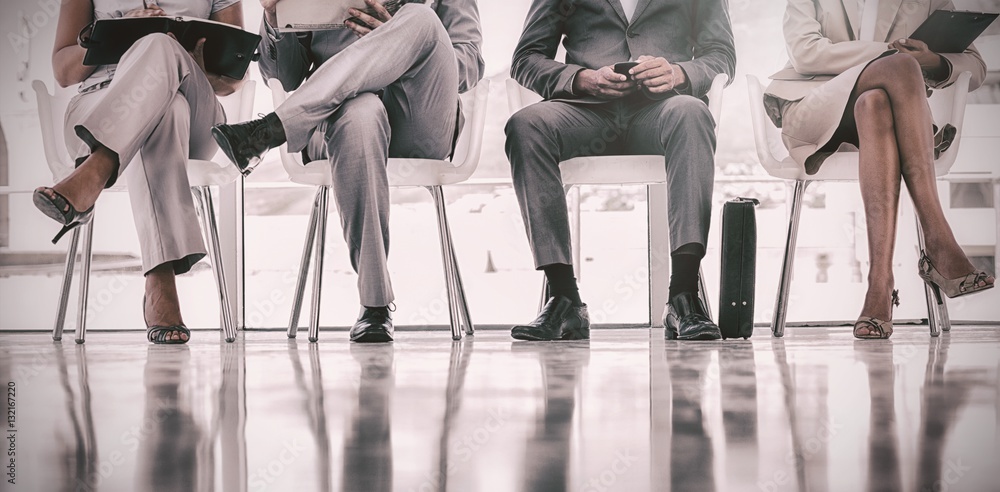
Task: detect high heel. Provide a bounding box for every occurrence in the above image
[143,295,190,345]
[918,251,995,299]
[33,187,95,244]
[854,290,899,340]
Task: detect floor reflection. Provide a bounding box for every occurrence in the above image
[3,327,999,491]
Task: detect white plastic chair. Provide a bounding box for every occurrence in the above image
[746,72,973,338]
[33,79,255,343]
[506,74,728,326]
[268,79,490,342]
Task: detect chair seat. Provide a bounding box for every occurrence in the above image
[284,157,473,188]
[764,152,952,182]
[560,155,665,185]
[187,159,242,187]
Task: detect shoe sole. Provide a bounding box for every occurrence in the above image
[510,328,590,341]
[211,127,253,177]
[351,330,393,343]
[674,326,722,341]
[33,190,71,225]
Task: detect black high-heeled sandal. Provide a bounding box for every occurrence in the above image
[32,187,95,244]
[143,295,190,345]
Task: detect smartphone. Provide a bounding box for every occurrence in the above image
[613,61,639,78]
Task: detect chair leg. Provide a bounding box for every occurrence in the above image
[308,186,331,343]
[429,186,463,340]
[288,188,323,339]
[193,186,237,343]
[698,267,712,321]
[75,220,95,344]
[53,227,82,341]
[440,193,475,335]
[772,180,809,338]
[915,217,949,336]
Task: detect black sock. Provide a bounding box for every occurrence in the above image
[669,243,705,300]
[263,112,287,146]
[542,263,583,306]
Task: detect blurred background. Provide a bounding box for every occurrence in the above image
[1,0,998,331]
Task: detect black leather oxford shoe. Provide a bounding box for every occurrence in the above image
[350,306,394,343]
[511,296,590,341]
[211,114,285,176]
[664,292,721,341]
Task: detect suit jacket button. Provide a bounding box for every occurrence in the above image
[627,30,637,37]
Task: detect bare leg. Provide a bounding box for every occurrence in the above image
[854,54,991,286]
[854,88,901,330]
[144,263,187,342]
[36,146,117,212]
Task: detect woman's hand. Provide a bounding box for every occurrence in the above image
[891,38,948,81]
[346,0,392,38]
[261,0,280,28]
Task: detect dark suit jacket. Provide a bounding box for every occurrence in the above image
[259,0,485,94]
[511,0,736,102]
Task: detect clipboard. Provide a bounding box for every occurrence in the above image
[80,17,261,79]
[910,10,998,53]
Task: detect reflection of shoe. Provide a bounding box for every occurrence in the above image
[350,307,394,343]
[33,187,95,244]
[211,113,285,176]
[853,290,899,340]
[664,292,721,341]
[918,251,995,299]
[511,296,590,341]
[143,295,190,345]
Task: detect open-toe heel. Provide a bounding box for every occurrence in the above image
[854,290,899,340]
[918,251,995,299]
[33,187,95,244]
[143,295,190,345]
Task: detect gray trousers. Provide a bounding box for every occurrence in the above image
[275,5,459,307]
[505,94,716,269]
[65,34,224,275]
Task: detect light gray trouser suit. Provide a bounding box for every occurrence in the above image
[65,33,224,275]
[505,93,716,269]
[274,5,460,307]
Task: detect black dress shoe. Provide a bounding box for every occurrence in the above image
[211,113,285,176]
[664,292,721,341]
[511,296,590,341]
[350,307,394,343]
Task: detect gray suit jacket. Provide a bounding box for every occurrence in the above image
[258,0,485,94]
[511,0,736,102]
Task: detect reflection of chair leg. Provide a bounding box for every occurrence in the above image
[308,186,331,343]
[53,227,82,341]
[915,218,950,336]
[192,186,237,343]
[75,220,95,344]
[430,186,464,340]
[772,180,809,338]
[288,187,324,339]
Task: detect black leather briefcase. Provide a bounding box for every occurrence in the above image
[719,197,759,339]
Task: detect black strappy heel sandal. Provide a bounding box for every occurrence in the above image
[32,187,95,244]
[143,295,190,345]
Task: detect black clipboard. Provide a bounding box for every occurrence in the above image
[910,10,998,53]
[80,17,261,79]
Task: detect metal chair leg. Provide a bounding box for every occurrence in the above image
[53,227,82,341]
[772,180,809,338]
[288,187,323,339]
[439,191,475,335]
[308,187,331,343]
[915,217,949,336]
[429,186,463,340]
[75,220,95,344]
[193,186,238,343]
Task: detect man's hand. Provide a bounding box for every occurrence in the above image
[124,0,165,17]
[630,55,686,94]
[189,38,240,96]
[572,66,636,99]
[261,0,280,28]
[891,38,947,79]
[346,0,393,38]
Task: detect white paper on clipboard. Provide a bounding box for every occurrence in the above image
[276,0,404,32]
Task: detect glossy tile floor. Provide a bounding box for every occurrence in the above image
[1,327,999,492]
